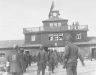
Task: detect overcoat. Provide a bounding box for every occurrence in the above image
[63,43,84,75]
[37,50,47,75]
[48,52,55,71]
[37,50,47,65]
[64,43,84,66]
[7,51,23,73]
[19,53,26,72]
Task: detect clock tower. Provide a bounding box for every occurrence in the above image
[50,10,60,18]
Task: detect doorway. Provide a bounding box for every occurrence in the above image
[91,48,96,59]
[48,47,65,52]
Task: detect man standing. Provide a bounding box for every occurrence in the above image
[7,45,23,75]
[48,50,55,75]
[53,50,58,68]
[37,46,47,75]
[63,35,85,75]
[19,48,27,73]
[25,51,29,68]
[28,52,32,66]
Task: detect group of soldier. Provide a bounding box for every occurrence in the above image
[7,46,33,75]
[37,47,63,75]
[6,35,85,75]
[36,35,85,75]
[6,45,64,75]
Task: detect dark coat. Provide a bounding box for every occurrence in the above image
[7,51,23,73]
[37,50,47,75]
[37,50,47,65]
[19,53,26,72]
[24,54,29,63]
[48,52,55,71]
[48,52,55,64]
[63,43,84,66]
[63,42,84,75]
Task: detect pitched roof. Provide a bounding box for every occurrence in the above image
[20,44,42,48]
[86,36,96,41]
[0,40,24,48]
[42,17,68,22]
[74,36,96,45]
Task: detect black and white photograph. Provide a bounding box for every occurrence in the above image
[0,0,96,75]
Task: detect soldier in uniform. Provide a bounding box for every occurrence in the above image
[48,50,55,75]
[7,45,23,75]
[37,46,48,75]
[27,52,32,66]
[53,50,58,68]
[63,35,85,75]
[19,48,27,73]
[25,51,29,68]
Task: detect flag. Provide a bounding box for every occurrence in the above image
[48,1,54,18]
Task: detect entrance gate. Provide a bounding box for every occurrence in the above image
[48,47,65,52]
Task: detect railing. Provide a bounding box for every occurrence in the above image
[23,25,88,33]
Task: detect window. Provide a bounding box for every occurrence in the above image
[49,36,53,41]
[31,35,36,41]
[58,22,61,27]
[54,23,57,27]
[0,53,5,57]
[49,33,63,41]
[49,34,53,41]
[76,33,81,39]
[50,23,53,27]
[58,33,63,40]
[54,34,58,41]
[50,22,61,27]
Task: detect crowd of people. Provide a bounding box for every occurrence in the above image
[37,47,65,75]
[5,45,65,75]
[5,35,85,75]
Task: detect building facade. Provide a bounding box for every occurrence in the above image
[23,5,88,52]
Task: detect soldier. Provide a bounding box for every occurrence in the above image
[19,48,27,73]
[37,46,48,75]
[7,45,23,75]
[28,52,32,66]
[63,35,85,75]
[33,54,36,63]
[45,48,49,69]
[53,50,58,68]
[25,51,29,68]
[48,50,55,75]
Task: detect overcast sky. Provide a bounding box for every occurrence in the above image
[0,0,96,40]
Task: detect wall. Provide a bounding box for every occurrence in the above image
[25,33,41,45]
[0,50,12,57]
[43,20,68,27]
[61,20,68,26]
[70,31,87,42]
[41,32,70,47]
[24,30,88,48]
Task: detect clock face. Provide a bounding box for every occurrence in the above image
[53,13,57,16]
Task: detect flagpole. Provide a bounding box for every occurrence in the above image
[48,1,54,18]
